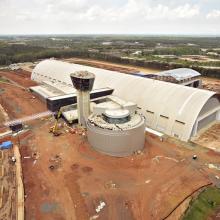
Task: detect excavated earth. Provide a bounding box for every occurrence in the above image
[0,69,220,220]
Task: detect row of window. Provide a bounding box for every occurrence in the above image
[146,109,186,138]
[34,72,72,87]
[145,110,185,125]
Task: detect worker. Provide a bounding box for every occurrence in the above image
[11,156,16,164]
[192,155,197,160]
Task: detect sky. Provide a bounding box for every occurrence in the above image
[0,0,220,35]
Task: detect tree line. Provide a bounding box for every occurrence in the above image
[0,44,219,79]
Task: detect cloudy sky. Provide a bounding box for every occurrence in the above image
[0,0,219,35]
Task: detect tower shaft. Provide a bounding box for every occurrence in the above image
[77,91,90,126]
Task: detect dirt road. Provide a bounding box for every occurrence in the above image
[64,58,161,74]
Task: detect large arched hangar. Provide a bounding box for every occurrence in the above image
[31,59,220,141]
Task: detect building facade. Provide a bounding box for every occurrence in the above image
[31,59,220,141]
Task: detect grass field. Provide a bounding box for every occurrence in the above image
[183,187,220,220]
[0,76,9,83]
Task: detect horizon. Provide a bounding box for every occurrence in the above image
[1,33,220,37]
[0,0,219,35]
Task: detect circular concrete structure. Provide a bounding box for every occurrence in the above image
[104,109,130,118]
[87,113,146,157]
[103,109,131,124]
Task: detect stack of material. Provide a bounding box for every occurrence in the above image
[0,141,13,150]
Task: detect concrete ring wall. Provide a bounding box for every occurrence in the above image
[87,121,146,157]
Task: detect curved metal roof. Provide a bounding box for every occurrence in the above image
[32,59,219,141]
[157,68,201,81]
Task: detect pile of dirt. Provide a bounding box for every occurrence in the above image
[193,123,220,151]
[201,77,220,93]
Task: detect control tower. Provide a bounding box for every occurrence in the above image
[70,71,95,126]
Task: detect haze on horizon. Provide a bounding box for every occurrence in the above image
[0,0,220,35]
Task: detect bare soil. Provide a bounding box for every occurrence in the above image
[193,123,220,151]
[0,70,37,88]
[64,58,160,74]
[0,83,46,121]
[16,121,220,220]
[0,65,219,220]
[19,62,36,73]
[201,77,220,93]
[0,149,16,220]
[0,110,5,123]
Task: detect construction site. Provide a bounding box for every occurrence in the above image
[0,59,220,220]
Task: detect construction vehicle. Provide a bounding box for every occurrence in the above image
[49,106,87,136]
[49,108,63,136]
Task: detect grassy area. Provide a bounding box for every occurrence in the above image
[0,76,9,83]
[182,187,220,220]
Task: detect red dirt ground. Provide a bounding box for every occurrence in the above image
[17,121,220,220]
[0,83,46,121]
[0,69,220,220]
[0,70,37,88]
[0,70,43,123]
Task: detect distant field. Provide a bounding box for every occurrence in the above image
[64,57,160,74]
[0,35,220,78]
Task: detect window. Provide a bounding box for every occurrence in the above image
[172,120,185,139]
[175,120,185,125]
[157,115,169,131]
[160,115,169,119]
[146,110,155,126]
[146,110,154,114]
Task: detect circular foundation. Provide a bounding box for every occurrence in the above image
[87,114,146,157]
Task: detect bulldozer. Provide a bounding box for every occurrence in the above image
[49,108,63,136]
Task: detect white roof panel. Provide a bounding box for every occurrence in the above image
[157,68,201,81]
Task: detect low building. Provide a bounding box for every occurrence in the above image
[144,68,202,88]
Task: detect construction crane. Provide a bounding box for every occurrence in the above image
[49,107,63,136]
